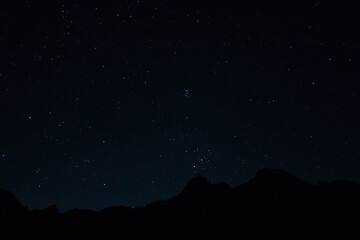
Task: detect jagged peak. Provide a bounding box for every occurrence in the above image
[251,168,309,187]
[178,175,213,197]
[188,175,211,185]
[178,175,232,201]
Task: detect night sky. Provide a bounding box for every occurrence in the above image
[1,1,360,212]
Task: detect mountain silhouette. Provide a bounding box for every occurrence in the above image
[0,187,26,217]
[1,168,359,239]
[178,175,232,201]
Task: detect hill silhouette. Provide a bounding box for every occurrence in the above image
[1,168,359,239]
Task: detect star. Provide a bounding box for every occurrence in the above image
[184,89,190,98]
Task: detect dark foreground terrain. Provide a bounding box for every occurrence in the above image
[1,168,359,239]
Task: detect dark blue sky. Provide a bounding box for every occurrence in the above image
[1,0,360,212]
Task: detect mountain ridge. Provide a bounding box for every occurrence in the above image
[1,168,360,239]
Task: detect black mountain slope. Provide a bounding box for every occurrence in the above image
[233,168,315,206]
[177,175,232,202]
[1,168,360,240]
[0,187,26,218]
[0,187,29,236]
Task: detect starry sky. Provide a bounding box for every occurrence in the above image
[1,0,360,212]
